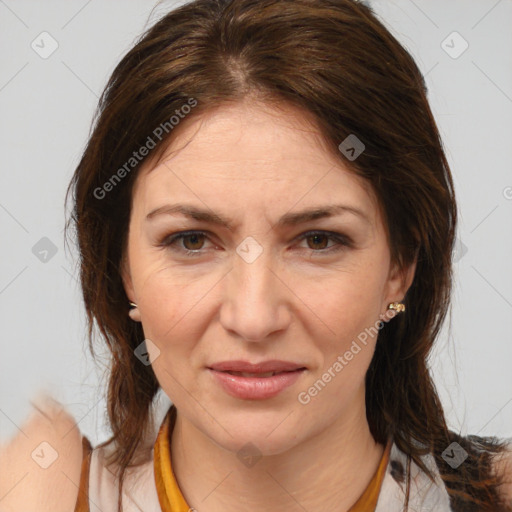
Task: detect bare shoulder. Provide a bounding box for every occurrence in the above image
[493,438,512,505]
[0,394,84,512]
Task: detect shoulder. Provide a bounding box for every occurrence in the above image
[492,437,512,505]
[457,433,512,505]
[0,394,84,512]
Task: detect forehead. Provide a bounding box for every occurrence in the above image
[133,100,380,223]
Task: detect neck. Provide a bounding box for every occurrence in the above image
[170,386,384,512]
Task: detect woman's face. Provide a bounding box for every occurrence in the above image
[123,99,415,455]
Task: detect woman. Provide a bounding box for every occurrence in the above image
[1,0,511,511]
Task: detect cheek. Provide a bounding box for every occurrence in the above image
[135,272,206,399]
[132,262,222,373]
[294,259,387,338]
[296,281,383,413]
[294,263,386,399]
[137,271,202,341]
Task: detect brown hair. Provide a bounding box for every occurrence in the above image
[65,0,512,510]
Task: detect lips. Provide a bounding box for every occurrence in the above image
[207,360,307,399]
[208,366,306,400]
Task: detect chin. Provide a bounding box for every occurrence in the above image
[204,405,308,457]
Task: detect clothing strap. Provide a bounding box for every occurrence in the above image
[74,436,93,512]
[154,405,190,511]
[348,437,392,511]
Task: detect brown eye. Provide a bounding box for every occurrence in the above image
[160,231,212,256]
[298,231,352,254]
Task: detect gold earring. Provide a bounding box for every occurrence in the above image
[387,302,405,313]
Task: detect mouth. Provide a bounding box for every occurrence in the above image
[207,360,307,374]
[206,364,307,400]
[220,369,305,378]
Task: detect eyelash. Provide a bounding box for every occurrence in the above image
[158,230,352,257]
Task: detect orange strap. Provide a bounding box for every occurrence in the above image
[154,405,191,511]
[74,436,93,512]
[348,438,392,511]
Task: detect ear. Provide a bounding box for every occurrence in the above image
[382,251,418,320]
[121,254,142,322]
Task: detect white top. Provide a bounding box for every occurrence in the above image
[82,406,512,511]
[85,441,454,511]
[88,445,159,511]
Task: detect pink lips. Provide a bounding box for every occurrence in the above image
[207,360,307,400]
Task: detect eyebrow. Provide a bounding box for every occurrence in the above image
[146,203,370,229]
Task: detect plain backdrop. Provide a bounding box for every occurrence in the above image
[1,0,511,447]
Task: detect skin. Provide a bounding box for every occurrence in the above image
[122,98,417,512]
[0,395,83,512]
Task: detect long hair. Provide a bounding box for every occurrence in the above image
[65,0,512,510]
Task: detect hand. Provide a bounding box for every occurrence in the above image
[0,393,84,512]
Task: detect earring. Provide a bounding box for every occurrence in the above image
[387,302,405,313]
[128,301,141,322]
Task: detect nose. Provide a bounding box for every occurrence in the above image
[219,248,292,342]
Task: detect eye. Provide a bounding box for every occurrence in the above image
[159,230,212,256]
[159,230,352,257]
[297,231,352,253]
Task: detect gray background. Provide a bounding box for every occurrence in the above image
[1,0,511,446]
